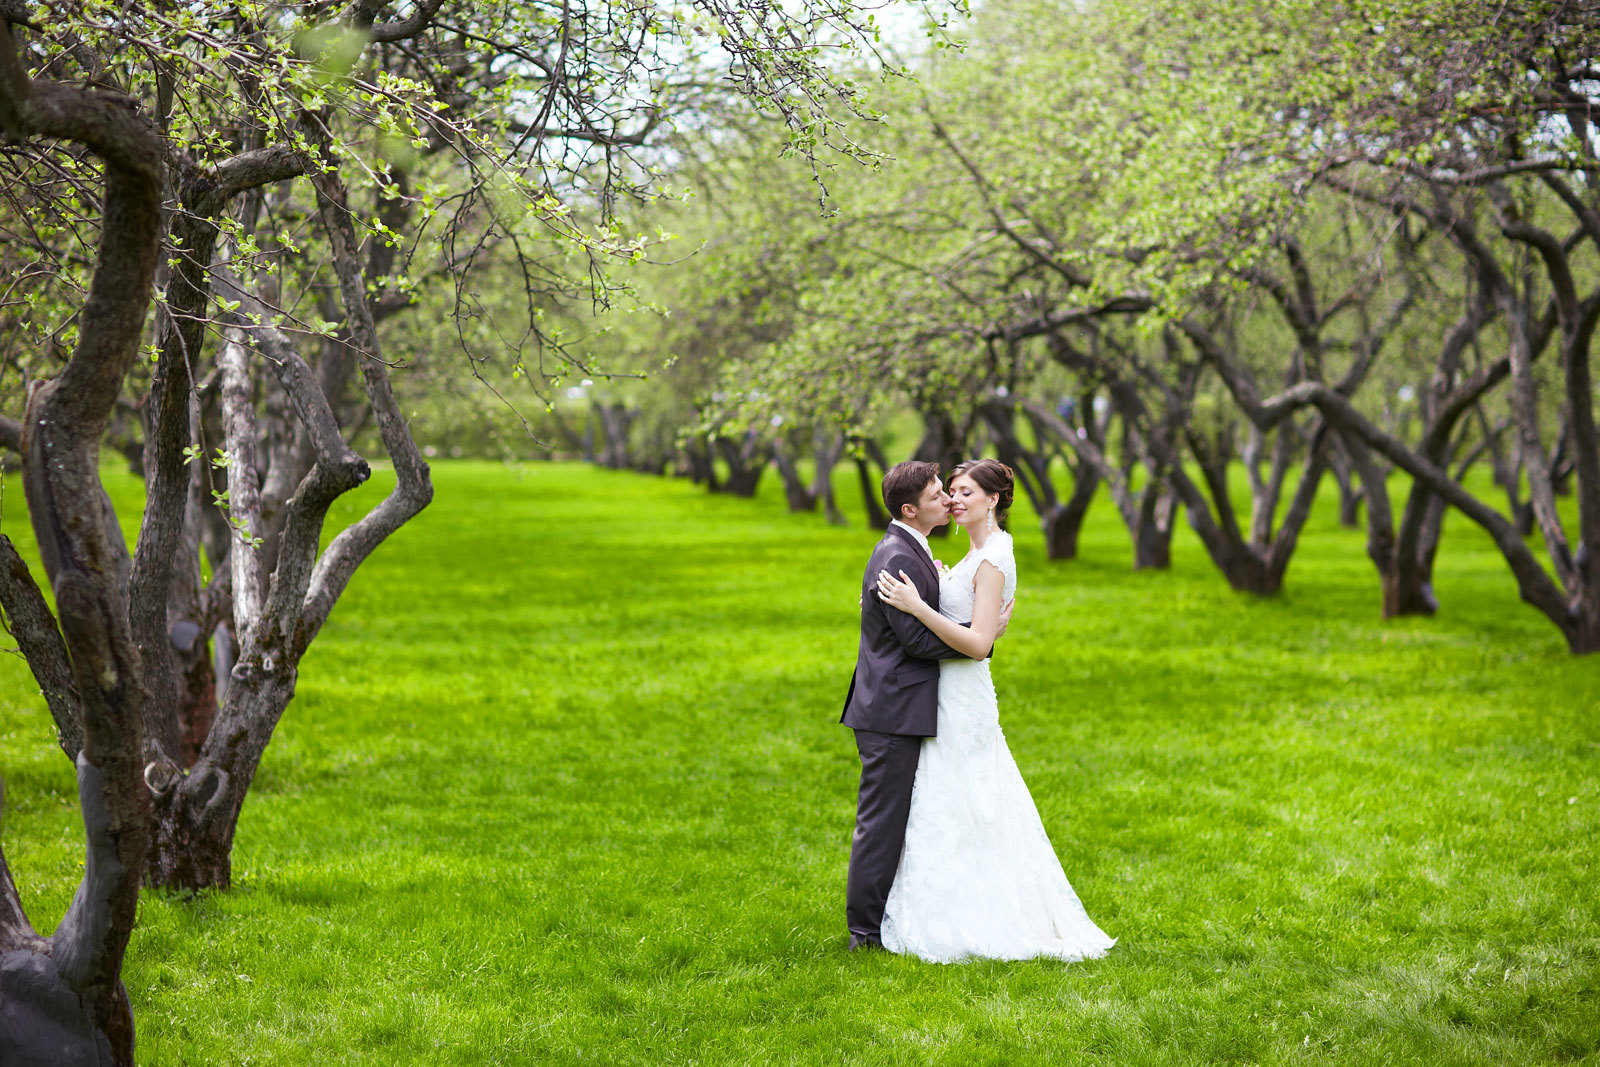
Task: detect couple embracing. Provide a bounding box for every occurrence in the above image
[842,458,1116,963]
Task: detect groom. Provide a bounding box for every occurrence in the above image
[841,460,1007,951]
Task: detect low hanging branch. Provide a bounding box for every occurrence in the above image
[1203,338,1592,650]
[1312,160,1600,649]
[0,534,81,758]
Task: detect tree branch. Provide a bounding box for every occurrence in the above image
[129,144,309,768]
[369,0,449,43]
[218,331,267,642]
[1207,368,1575,629]
[989,295,1155,344]
[295,121,432,649]
[927,116,1092,289]
[0,536,82,759]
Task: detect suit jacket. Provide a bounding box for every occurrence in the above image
[841,524,970,737]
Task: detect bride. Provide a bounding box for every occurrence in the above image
[873,459,1116,964]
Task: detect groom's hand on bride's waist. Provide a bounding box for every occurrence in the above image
[995,595,1016,640]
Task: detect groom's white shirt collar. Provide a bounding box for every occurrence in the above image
[890,519,934,565]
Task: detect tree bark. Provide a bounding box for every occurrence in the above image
[853,452,891,529]
[983,395,1105,561]
[595,401,634,469]
[1316,169,1598,645]
[1326,436,1363,527]
[1130,479,1176,570]
[131,144,307,781]
[1018,389,1170,569]
[142,119,432,889]
[811,429,847,525]
[771,434,817,512]
[1204,352,1595,648]
[0,34,166,1060]
[712,431,769,497]
[1042,467,1102,561]
[684,436,718,489]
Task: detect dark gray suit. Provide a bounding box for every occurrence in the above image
[841,524,971,947]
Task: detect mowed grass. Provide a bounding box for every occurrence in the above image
[0,458,1597,1065]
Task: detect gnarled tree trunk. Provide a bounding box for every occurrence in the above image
[983,393,1104,561]
[595,401,635,469]
[713,430,770,497]
[771,428,847,523]
[0,29,164,1061]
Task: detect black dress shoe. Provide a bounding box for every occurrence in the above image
[848,935,885,952]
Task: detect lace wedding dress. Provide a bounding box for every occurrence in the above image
[881,530,1116,964]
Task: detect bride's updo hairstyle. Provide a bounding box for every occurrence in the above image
[951,458,1015,531]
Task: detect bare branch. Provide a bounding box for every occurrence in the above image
[1199,344,1576,632]
[0,536,82,758]
[928,116,1092,290]
[369,0,449,43]
[296,120,432,648]
[1539,172,1600,251]
[205,144,306,205]
[1399,156,1593,186]
[989,295,1156,344]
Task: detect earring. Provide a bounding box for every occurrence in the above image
[987,508,996,533]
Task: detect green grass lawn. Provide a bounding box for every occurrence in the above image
[0,459,1597,1065]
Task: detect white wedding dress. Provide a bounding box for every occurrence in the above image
[881,530,1116,964]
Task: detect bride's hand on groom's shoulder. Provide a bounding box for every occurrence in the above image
[876,568,927,616]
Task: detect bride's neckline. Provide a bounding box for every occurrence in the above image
[953,529,1007,568]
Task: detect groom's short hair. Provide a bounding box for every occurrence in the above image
[882,460,942,521]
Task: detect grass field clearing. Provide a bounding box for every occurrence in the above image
[0,460,1595,1064]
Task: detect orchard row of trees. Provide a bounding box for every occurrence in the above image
[0,0,927,1058]
[554,0,1600,658]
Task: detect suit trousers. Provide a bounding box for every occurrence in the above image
[846,728,923,943]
